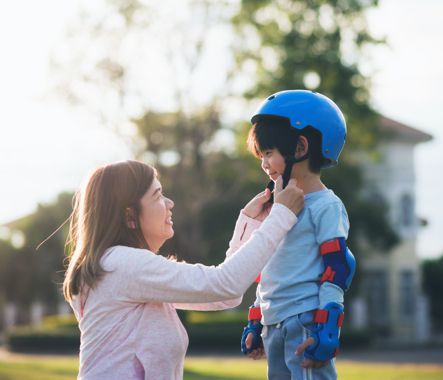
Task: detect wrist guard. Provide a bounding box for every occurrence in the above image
[241,306,263,355]
[304,302,344,361]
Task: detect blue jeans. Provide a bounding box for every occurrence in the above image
[262,311,337,380]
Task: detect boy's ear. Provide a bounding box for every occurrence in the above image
[125,208,137,229]
[295,135,309,158]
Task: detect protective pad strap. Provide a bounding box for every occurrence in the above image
[320,239,341,255]
[314,309,344,327]
[305,302,344,361]
[319,237,356,291]
[248,306,262,321]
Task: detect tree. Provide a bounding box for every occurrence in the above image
[232,0,382,145]
[52,0,243,262]
[3,193,73,321]
[422,255,443,331]
[0,240,16,327]
[52,0,398,266]
[51,0,235,138]
[231,0,397,261]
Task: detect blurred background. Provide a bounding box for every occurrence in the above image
[0,0,442,360]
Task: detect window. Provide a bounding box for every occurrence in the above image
[399,270,416,320]
[400,194,414,227]
[363,270,389,328]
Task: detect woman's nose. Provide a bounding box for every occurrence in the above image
[261,158,269,170]
[167,197,174,209]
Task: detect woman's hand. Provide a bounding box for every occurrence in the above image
[242,188,273,221]
[274,177,304,215]
[243,177,304,220]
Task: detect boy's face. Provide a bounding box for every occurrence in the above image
[260,148,286,182]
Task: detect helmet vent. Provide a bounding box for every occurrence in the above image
[267,95,275,100]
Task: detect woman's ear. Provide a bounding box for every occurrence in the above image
[125,208,137,229]
[295,135,309,158]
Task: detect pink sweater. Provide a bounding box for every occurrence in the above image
[69,204,296,379]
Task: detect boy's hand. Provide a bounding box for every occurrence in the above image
[243,188,273,221]
[295,337,329,369]
[274,177,304,215]
[245,329,266,360]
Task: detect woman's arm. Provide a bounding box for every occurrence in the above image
[173,212,261,311]
[173,298,243,311]
[225,211,263,258]
[106,204,296,305]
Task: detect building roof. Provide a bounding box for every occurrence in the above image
[379,116,433,144]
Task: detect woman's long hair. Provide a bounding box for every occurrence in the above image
[63,160,156,301]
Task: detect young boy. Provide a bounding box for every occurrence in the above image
[240,90,356,380]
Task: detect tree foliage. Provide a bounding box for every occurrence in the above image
[0,193,73,322]
[0,0,403,322]
[232,0,383,147]
[51,0,397,263]
[422,255,443,331]
[231,0,397,258]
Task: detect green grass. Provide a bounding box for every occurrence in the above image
[0,355,78,380]
[184,358,443,380]
[0,354,442,380]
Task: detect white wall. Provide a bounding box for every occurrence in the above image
[358,137,428,342]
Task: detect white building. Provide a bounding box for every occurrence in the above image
[354,116,432,343]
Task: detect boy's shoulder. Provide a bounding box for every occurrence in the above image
[307,189,348,222]
[306,189,344,210]
[307,190,350,239]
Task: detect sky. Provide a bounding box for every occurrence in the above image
[0,0,442,259]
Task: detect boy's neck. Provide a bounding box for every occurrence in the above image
[290,166,326,194]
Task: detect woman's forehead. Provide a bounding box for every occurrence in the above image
[148,177,162,194]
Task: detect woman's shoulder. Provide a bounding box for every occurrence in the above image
[101,245,159,270]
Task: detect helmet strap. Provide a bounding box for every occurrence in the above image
[266,153,308,204]
[282,132,309,187]
[282,153,309,187]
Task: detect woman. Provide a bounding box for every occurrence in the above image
[63,160,304,379]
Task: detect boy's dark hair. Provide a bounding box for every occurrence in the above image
[247,116,325,173]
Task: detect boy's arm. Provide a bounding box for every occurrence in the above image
[241,293,264,357]
[304,201,356,362]
[314,201,354,300]
[318,239,355,307]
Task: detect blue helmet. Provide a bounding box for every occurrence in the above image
[251,90,347,168]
